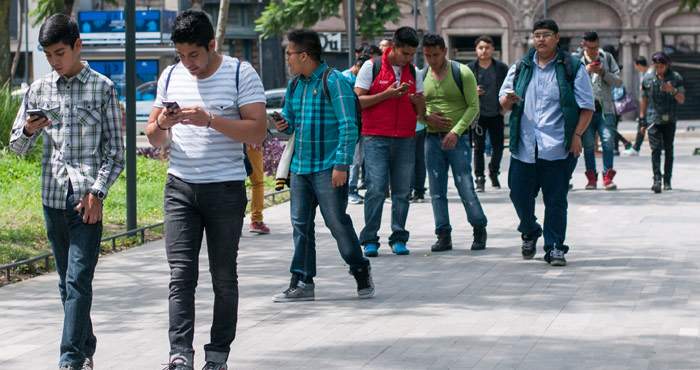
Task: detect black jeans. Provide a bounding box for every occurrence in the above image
[633,121,646,152]
[648,122,676,180]
[412,129,427,196]
[164,174,247,363]
[472,114,505,177]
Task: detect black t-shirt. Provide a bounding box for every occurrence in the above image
[475,63,500,117]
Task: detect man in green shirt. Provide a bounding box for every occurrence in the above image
[421,33,487,252]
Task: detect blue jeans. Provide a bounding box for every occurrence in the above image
[360,135,416,247]
[425,133,487,233]
[348,139,364,194]
[412,129,427,196]
[43,187,102,369]
[582,113,615,174]
[508,154,577,253]
[164,175,247,363]
[289,168,369,280]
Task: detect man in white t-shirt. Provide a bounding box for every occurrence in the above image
[354,26,425,257]
[145,10,267,370]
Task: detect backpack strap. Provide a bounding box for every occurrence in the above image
[451,60,463,96]
[236,60,241,94]
[421,66,429,82]
[371,56,382,85]
[289,75,302,95]
[321,67,334,105]
[512,59,523,91]
[409,63,416,80]
[164,64,177,98]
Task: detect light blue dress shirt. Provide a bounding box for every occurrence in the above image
[499,53,594,164]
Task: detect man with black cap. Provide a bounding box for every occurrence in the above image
[499,19,595,266]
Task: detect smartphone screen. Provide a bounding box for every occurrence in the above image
[26,109,47,119]
[162,101,180,112]
[270,112,283,121]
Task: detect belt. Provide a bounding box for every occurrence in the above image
[427,131,451,138]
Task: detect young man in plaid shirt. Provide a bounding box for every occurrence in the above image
[9,14,124,370]
[271,29,373,302]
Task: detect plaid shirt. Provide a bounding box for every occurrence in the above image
[9,63,125,209]
[642,69,685,124]
[281,62,358,175]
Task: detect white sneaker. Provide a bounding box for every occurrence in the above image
[621,148,639,157]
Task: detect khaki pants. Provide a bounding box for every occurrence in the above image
[246,146,264,222]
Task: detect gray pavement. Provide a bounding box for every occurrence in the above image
[2,122,700,370]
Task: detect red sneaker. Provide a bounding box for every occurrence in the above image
[250,221,270,234]
[585,169,597,190]
[603,169,617,190]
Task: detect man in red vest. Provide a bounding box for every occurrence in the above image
[354,26,426,257]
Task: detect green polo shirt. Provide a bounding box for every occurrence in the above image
[422,61,480,136]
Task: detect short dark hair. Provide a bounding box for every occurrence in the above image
[422,33,445,49]
[39,14,80,48]
[288,29,322,62]
[365,45,381,56]
[533,18,559,34]
[634,55,648,66]
[355,42,369,53]
[356,53,372,66]
[583,31,599,42]
[651,51,671,65]
[475,35,494,47]
[171,10,214,50]
[392,27,419,48]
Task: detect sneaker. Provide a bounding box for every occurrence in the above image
[471,226,487,250]
[585,170,597,190]
[621,148,639,157]
[603,169,617,190]
[363,244,379,257]
[521,234,538,260]
[348,193,364,204]
[475,176,486,192]
[81,358,94,370]
[272,276,315,302]
[249,221,270,234]
[163,355,194,370]
[664,178,672,191]
[409,193,425,203]
[202,362,227,370]
[548,249,567,266]
[391,242,410,255]
[350,266,375,298]
[488,172,501,189]
[651,179,662,193]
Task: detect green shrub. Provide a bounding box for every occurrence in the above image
[0,83,23,149]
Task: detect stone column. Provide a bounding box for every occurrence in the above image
[637,35,651,61]
[620,35,634,92]
[512,36,529,62]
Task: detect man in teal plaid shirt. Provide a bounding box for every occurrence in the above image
[271,29,373,302]
[9,14,124,370]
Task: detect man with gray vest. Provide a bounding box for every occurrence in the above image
[578,31,623,190]
[500,19,594,266]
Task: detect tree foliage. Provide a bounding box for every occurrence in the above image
[255,0,400,41]
[678,0,698,11]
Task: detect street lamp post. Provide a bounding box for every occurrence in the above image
[125,0,137,232]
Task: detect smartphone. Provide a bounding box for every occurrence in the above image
[504,89,521,100]
[162,101,180,112]
[270,111,283,121]
[26,109,47,120]
[400,82,410,90]
[592,61,601,66]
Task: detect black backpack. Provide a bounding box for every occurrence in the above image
[421,60,464,96]
[290,68,362,140]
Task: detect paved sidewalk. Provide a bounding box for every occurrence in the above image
[2,132,700,370]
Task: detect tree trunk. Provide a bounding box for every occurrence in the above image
[63,0,75,15]
[215,0,230,55]
[0,0,11,86]
[10,0,23,86]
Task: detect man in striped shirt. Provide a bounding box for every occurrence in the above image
[9,14,124,370]
[145,10,267,370]
[270,29,374,302]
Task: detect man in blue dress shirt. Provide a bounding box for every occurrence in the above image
[499,19,594,266]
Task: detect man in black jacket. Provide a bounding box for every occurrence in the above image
[467,35,509,191]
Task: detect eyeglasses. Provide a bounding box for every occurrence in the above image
[532,32,555,40]
[285,51,304,58]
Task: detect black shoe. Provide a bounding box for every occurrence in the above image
[349,266,374,298]
[651,181,662,193]
[431,229,452,252]
[664,178,672,191]
[475,176,485,193]
[521,234,538,260]
[488,172,500,189]
[471,226,487,250]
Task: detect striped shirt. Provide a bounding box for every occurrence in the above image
[9,63,125,210]
[154,56,265,183]
[281,61,358,175]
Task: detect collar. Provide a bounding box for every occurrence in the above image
[54,62,91,84]
[304,61,328,81]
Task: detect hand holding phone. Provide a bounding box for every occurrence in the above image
[26,109,47,120]
[400,82,410,90]
[270,111,283,122]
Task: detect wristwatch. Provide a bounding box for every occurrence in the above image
[90,188,106,200]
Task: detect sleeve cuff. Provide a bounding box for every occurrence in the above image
[333,164,349,171]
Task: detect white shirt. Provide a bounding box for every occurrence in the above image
[355,59,424,93]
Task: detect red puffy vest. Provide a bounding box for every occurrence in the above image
[362,49,418,138]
